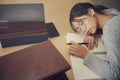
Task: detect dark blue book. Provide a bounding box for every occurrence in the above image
[1,34,48,48]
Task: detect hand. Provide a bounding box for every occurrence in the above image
[68,41,89,58]
[84,35,98,50]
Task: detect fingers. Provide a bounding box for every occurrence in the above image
[68,48,75,56]
[68,41,78,56]
[94,38,98,47]
[68,45,88,58]
[88,36,94,50]
[70,41,78,45]
[68,45,75,53]
[68,41,88,58]
[68,41,77,54]
[84,35,100,50]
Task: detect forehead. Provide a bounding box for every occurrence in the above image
[73,15,88,20]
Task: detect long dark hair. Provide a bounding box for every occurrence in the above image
[69,2,108,32]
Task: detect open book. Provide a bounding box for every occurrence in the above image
[66,33,106,80]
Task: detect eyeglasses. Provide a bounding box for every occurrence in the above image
[73,25,85,35]
[72,18,87,35]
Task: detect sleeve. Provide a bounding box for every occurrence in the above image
[83,28,120,80]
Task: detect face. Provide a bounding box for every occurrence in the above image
[72,14,97,35]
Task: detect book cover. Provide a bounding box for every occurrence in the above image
[0,40,70,80]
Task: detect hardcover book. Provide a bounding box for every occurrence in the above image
[0,40,70,80]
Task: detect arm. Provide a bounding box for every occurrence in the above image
[84,34,101,50]
[83,29,120,80]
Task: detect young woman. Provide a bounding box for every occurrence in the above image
[69,2,120,80]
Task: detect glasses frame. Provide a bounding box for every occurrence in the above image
[72,18,88,35]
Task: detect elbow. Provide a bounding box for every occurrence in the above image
[100,64,120,80]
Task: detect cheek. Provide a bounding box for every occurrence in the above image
[86,18,97,29]
[90,21,97,34]
[72,22,77,27]
[85,21,93,29]
[85,19,97,34]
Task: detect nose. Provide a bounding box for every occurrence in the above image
[76,26,80,30]
[81,27,86,32]
[80,26,87,34]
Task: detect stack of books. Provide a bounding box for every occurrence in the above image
[0,4,48,48]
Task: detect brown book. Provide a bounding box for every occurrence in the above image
[0,40,70,80]
[0,21,47,39]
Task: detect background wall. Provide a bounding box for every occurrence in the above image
[91,0,120,10]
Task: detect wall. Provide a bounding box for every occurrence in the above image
[91,0,120,10]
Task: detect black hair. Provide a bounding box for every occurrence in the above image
[69,2,108,32]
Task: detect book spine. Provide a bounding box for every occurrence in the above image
[0,30,48,39]
[1,34,48,48]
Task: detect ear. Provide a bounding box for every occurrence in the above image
[87,8,95,17]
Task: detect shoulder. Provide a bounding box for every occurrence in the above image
[103,15,120,32]
[102,16,120,45]
[103,8,120,16]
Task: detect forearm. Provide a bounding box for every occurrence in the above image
[83,53,120,80]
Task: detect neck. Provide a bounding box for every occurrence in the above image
[96,14,114,29]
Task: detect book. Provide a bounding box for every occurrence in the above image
[0,21,47,39]
[0,22,48,48]
[0,40,70,80]
[1,34,48,48]
[66,33,106,53]
[66,33,106,80]
[45,22,59,38]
